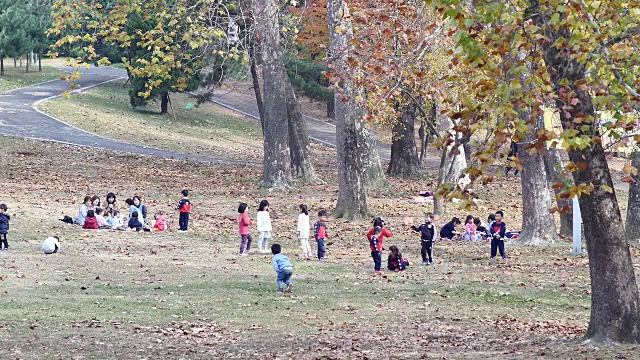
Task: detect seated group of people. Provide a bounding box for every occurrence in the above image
[73,193,166,232]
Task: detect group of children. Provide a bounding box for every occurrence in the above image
[69,190,191,233]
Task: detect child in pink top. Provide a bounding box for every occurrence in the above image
[463,215,478,241]
[238,203,253,256]
[153,210,167,232]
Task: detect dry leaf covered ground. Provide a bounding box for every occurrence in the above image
[0,136,639,359]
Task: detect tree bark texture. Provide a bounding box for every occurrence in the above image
[25,55,29,73]
[249,45,266,133]
[535,2,640,342]
[160,92,169,114]
[518,145,559,245]
[327,0,367,219]
[626,152,640,242]
[286,81,319,183]
[418,102,436,165]
[543,147,573,237]
[253,0,293,189]
[38,52,41,72]
[0,56,3,76]
[358,121,386,187]
[327,98,335,119]
[387,101,420,177]
[434,116,469,216]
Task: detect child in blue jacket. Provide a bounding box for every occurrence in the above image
[271,244,293,295]
[0,204,10,251]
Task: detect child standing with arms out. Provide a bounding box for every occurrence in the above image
[271,244,293,295]
[0,204,10,251]
[177,189,191,232]
[369,226,384,275]
[297,204,311,259]
[387,245,409,271]
[314,210,328,261]
[256,200,272,253]
[411,213,437,265]
[238,203,253,256]
[489,210,507,261]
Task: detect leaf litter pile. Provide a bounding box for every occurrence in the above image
[0,137,639,359]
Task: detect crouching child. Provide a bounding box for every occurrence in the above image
[271,244,293,295]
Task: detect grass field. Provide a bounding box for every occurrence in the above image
[0,59,70,92]
[0,136,639,359]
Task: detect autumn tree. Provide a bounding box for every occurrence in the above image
[430,0,640,343]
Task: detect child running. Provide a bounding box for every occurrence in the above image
[369,226,384,275]
[314,210,328,261]
[411,213,437,265]
[176,189,191,232]
[297,204,311,259]
[387,245,409,271]
[489,210,507,261]
[0,204,10,251]
[238,203,253,256]
[271,244,293,295]
[256,200,272,253]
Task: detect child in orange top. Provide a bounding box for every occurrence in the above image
[153,210,166,232]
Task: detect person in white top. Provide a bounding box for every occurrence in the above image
[42,236,61,254]
[256,200,272,253]
[297,204,311,259]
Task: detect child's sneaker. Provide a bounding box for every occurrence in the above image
[277,290,284,296]
[422,261,428,265]
[286,284,293,293]
[429,261,434,265]
[239,253,248,257]
[375,270,383,275]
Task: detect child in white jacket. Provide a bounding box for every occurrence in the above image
[257,200,272,253]
[297,204,311,259]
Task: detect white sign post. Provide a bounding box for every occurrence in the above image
[572,196,582,255]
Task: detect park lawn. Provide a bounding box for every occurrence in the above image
[0,59,70,92]
[39,79,269,164]
[0,136,639,359]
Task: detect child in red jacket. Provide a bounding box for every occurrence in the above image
[176,189,191,232]
[238,203,253,256]
[367,217,393,251]
[370,226,384,275]
[82,210,99,230]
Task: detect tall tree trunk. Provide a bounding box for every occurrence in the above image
[249,45,265,133]
[327,98,335,119]
[0,55,4,76]
[160,92,169,114]
[387,101,420,177]
[626,152,640,242]
[543,147,573,237]
[327,0,367,219]
[434,116,469,216]
[26,55,29,73]
[19,55,22,69]
[286,81,319,183]
[518,147,559,245]
[358,121,387,187]
[14,57,16,68]
[254,0,293,189]
[462,132,472,164]
[535,2,640,342]
[418,102,436,165]
[38,52,41,72]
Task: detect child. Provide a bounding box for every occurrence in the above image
[411,213,437,265]
[133,196,148,224]
[0,204,10,251]
[176,189,191,232]
[94,208,111,229]
[238,203,252,256]
[82,210,99,230]
[256,200,272,253]
[367,216,393,252]
[110,210,125,231]
[314,210,328,261]
[128,211,143,231]
[387,245,409,271]
[463,215,478,241]
[271,244,293,295]
[440,217,461,240]
[297,204,311,259]
[74,196,91,226]
[474,218,487,241]
[484,214,496,239]
[153,210,166,232]
[489,210,507,260]
[42,236,60,254]
[369,226,384,275]
[126,198,144,223]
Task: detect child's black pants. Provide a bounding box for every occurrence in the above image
[421,240,433,262]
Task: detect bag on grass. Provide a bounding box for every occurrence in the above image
[60,215,74,224]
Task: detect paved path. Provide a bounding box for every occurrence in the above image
[0,66,258,165]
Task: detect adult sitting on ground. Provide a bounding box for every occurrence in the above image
[440,217,462,240]
[74,196,91,226]
[104,192,118,216]
[89,195,101,211]
[133,196,148,224]
[125,198,144,224]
